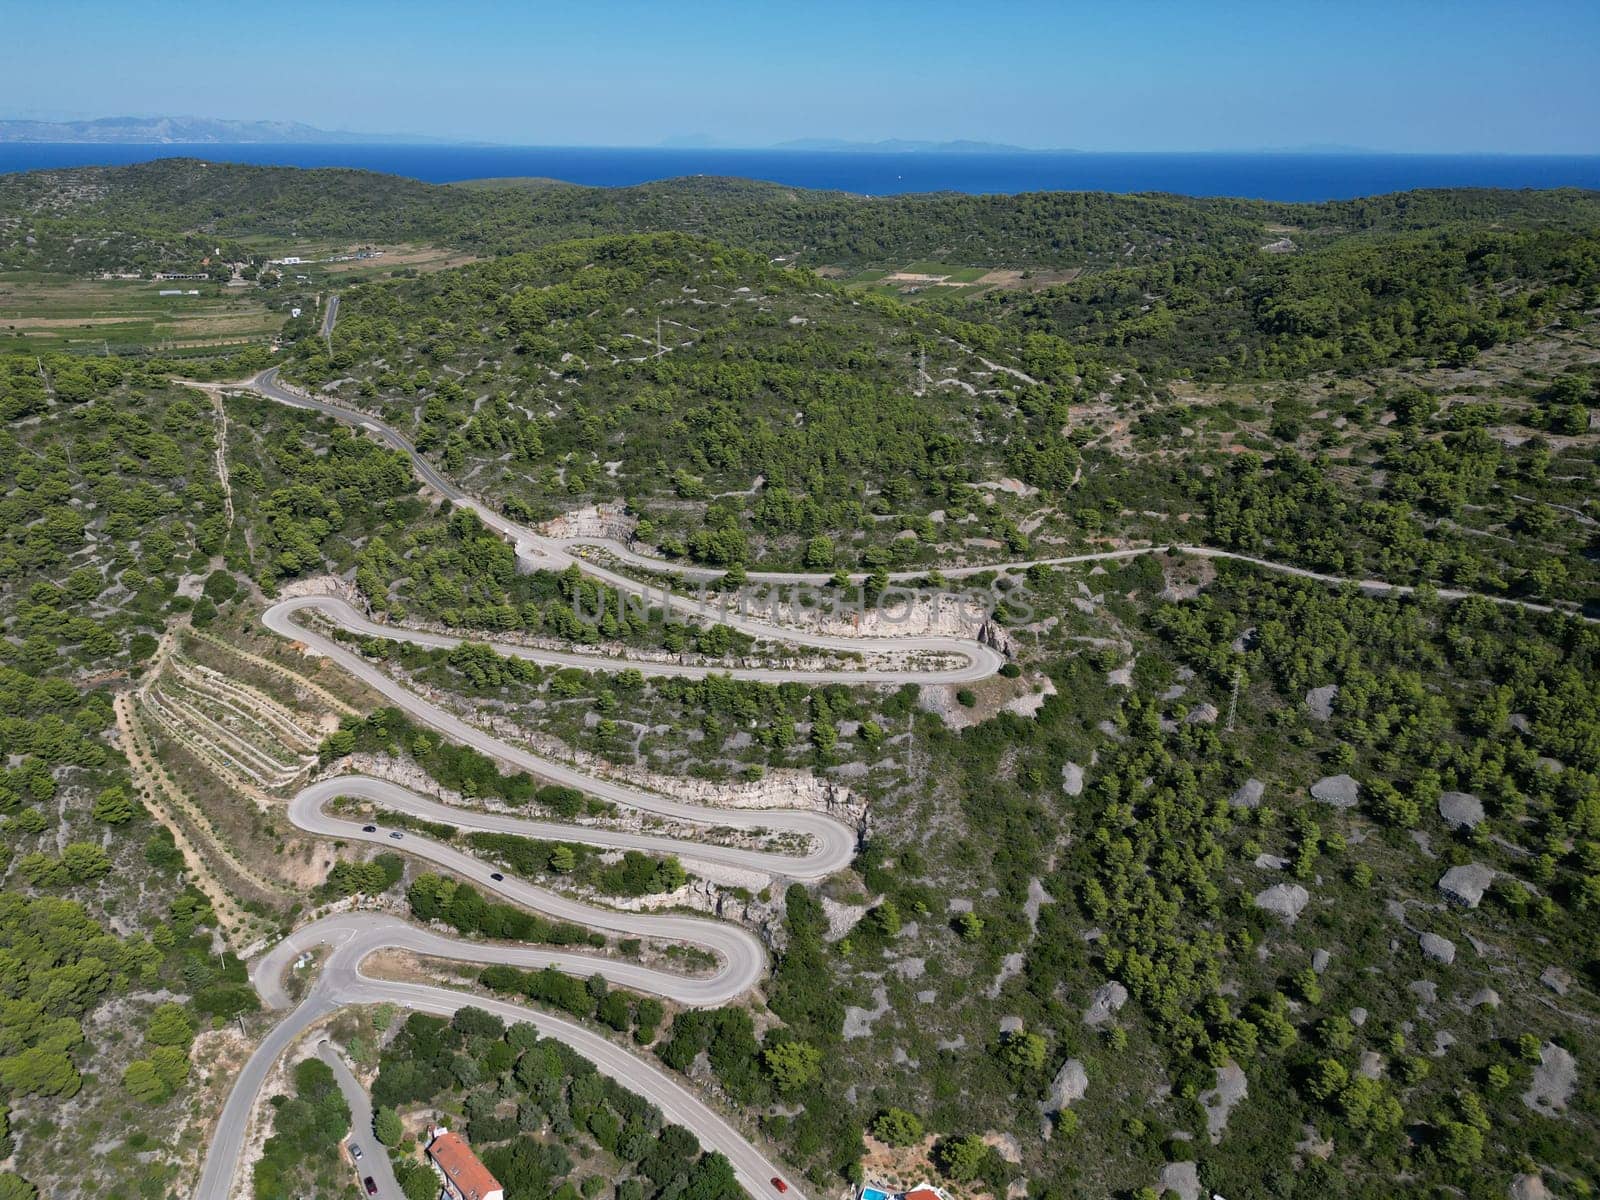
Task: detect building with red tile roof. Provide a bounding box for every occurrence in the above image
[859,1182,953,1200]
[427,1127,504,1200]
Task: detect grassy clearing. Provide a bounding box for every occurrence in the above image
[835,261,1016,303]
[832,262,1083,304]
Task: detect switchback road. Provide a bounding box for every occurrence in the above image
[193,363,1591,1200]
[265,599,859,880]
[272,593,1003,685]
[294,774,848,882]
[196,595,857,1200]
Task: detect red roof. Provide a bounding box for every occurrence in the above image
[905,1190,942,1200]
[429,1131,502,1200]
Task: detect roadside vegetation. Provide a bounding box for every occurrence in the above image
[368,1007,743,1200]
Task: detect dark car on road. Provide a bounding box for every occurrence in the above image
[388,831,403,840]
[361,825,376,833]
[490,872,504,881]
[364,1178,378,1196]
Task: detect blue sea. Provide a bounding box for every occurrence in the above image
[2,143,1599,201]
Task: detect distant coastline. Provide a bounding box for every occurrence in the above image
[3,143,1599,201]
[0,116,457,144]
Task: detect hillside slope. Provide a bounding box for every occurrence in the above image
[285,231,1090,569]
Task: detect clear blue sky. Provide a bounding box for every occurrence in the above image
[5,0,1598,152]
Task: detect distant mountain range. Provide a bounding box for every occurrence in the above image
[769,137,1043,154]
[7,120,1043,151]
[0,118,1396,156]
[0,116,457,144]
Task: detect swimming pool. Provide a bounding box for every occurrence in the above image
[861,1188,891,1200]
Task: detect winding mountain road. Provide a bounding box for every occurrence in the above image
[250,370,1019,655]
[196,589,863,1200]
[294,774,846,882]
[192,363,1591,1200]
[197,898,785,1200]
[200,914,804,1200]
[272,593,1003,685]
[195,708,829,1200]
[266,599,859,879]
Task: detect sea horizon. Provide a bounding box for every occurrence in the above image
[4,142,1600,201]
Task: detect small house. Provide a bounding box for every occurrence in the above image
[427,1126,504,1200]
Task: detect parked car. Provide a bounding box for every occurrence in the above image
[489,872,504,881]
[361,825,376,833]
[388,831,404,840]
[771,1179,788,1194]
[364,1177,378,1196]
[349,1143,363,1160]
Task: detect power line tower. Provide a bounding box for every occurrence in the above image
[1225,662,1244,732]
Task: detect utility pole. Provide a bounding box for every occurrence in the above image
[1225,663,1243,732]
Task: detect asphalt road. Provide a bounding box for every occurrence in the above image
[295,773,851,881]
[247,369,1591,627]
[193,984,339,1200]
[195,581,851,1200]
[271,593,1001,684]
[198,898,782,1200]
[316,1041,404,1200]
[249,370,1023,655]
[265,600,859,878]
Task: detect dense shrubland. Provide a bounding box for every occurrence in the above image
[712,562,1600,1197]
[286,232,1088,568]
[977,226,1600,379]
[0,360,260,1197]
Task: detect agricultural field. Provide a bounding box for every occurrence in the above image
[0,272,282,354]
[228,238,484,285]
